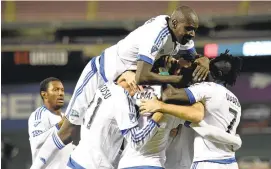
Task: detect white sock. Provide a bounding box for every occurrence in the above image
[30,127,65,169]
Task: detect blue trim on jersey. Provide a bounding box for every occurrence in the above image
[191,162,198,169]
[130,119,157,143]
[122,166,164,169]
[137,55,154,65]
[52,132,64,149]
[55,123,60,130]
[154,27,170,46]
[66,57,97,117]
[99,52,108,82]
[67,156,86,169]
[196,157,237,164]
[184,121,192,128]
[184,88,196,104]
[35,106,46,120]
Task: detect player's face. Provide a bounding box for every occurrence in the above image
[46,81,65,109]
[173,18,198,45]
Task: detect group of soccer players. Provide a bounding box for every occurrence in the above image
[28,6,243,169]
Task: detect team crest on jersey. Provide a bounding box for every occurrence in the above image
[70,109,79,118]
[129,112,137,123]
[151,45,159,55]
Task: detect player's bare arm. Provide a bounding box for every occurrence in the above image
[136,61,183,85]
[57,117,76,145]
[139,97,204,123]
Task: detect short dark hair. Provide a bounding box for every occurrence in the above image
[40,77,62,99]
[210,50,242,86]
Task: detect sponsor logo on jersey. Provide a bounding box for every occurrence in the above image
[34,121,41,127]
[70,109,79,118]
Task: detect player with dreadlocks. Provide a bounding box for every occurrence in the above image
[139,50,243,169]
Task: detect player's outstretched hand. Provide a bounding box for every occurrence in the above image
[193,56,210,82]
[117,71,143,92]
[139,97,163,115]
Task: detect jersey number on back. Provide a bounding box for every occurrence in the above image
[226,107,238,133]
[86,97,103,129]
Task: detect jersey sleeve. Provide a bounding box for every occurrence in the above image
[123,119,159,151]
[184,82,213,104]
[28,109,60,158]
[115,90,139,131]
[137,22,170,65]
[190,120,242,151]
[176,40,197,60]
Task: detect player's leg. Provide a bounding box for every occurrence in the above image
[65,56,104,125]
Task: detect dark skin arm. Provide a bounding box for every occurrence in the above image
[57,117,78,145]
[162,84,190,104]
[135,61,182,85]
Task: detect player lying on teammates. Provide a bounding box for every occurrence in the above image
[117,55,242,169]
[31,6,210,169]
[139,50,243,169]
[28,77,75,169]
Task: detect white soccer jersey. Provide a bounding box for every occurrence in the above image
[65,15,195,129]
[103,15,196,81]
[28,106,74,169]
[185,82,242,162]
[68,83,159,169]
[165,126,195,169]
[118,85,182,168]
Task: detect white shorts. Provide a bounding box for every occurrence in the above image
[65,53,107,125]
[190,161,238,169]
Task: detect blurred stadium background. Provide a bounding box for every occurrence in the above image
[1,1,271,169]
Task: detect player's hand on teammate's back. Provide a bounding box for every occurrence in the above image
[193,56,210,82]
[139,97,163,115]
[117,71,143,92]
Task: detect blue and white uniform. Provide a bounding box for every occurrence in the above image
[65,15,196,126]
[67,83,160,169]
[185,82,242,169]
[28,106,74,169]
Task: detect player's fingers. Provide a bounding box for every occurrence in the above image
[131,81,139,92]
[138,85,144,91]
[116,76,125,84]
[195,66,205,82]
[202,69,209,80]
[192,65,201,78]
[139,105,146,111]
[129,82,137,92]
[198,68,208,81]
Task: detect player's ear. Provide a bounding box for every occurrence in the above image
[41,91,47,100]
[172,19,178,29]
[217,70,223,77]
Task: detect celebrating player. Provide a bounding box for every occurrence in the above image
[28,77,75,169]
[31,6,209,169]
[139,50,243,169]
[119,55,241,169]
